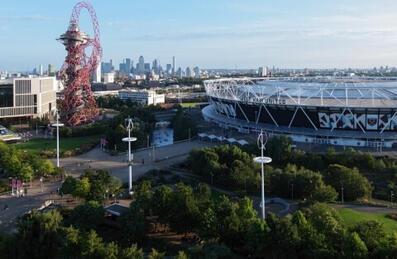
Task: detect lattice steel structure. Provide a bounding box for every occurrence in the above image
[203,77,397,148]
[58,1,102,126]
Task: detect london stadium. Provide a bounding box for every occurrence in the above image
[202,77,397,148]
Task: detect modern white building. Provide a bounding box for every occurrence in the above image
[103,72,115,83]
[118,89,165,106]
[0,77,57,119]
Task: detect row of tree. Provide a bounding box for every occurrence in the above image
[117,181,397,258]
[0,141,58,181]
[188,145,372,202]
[60,170,122,202]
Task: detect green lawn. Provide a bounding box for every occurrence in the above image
[337,207,397,234]
[180,102,204,108]
[13,135,100,155]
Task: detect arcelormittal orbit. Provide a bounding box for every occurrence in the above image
[58,1,102,126]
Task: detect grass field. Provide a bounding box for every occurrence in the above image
[180,102,206,108]
[337,208,397,234]
[13,135,100,155]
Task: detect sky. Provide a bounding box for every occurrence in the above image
[1,0,397,71]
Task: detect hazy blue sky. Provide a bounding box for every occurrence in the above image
[1,0,397,71]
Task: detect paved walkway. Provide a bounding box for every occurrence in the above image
[60,140,215,182]
[0,180,60,233]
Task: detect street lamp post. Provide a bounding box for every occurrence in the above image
[51,111,64,168]
[253,130,272,220]
[122,118,137,195]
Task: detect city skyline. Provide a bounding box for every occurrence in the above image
[2,0,397,71]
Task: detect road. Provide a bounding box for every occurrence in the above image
[0,180,60,232]
[60,140,215,182]
[0,140,214,233]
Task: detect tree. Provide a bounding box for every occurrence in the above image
[120,244,144,259]
[67,201,104,231]
[148,248,165,259]
[80,230,106,258]
[245,219,269,257]
[343,232,368,259]
[168,183,200,234]
[311,185,338,203]
[175,251,189,259]
[60,176,77,196]
[35,159,55,177]
[134,180,153,215]
[351,220,387,253]
[120,203,147,245]
[324,164,372,201]
[73,177,91,198]
[19,164,34,182]
[16,210,63,259]
[266,135,292,164]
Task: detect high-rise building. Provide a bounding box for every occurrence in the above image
[138,56,145,74]
[193,66,201,78]
[119,63,126,74]
[185,67,193,78]
[144,63,151,73]
[172,56,176,76]
[166,64,172,75]
[48,64,56,76]
[258,67,268,77]
[101,59,113,73]
[39,65,44,76]
[125,58,132,74]
[176,67,183,79]
[152,59,159,74]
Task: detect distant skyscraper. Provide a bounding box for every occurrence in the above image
[39,65,43,76]
[48,64,56,76]
[185,67,193,78]
[258,67,268,77]
[125,58,132,74]
[101,59,113,73]
[138,56,145,74]
[193,66,201,78]
[119,63,126,74]
[152,59,159,74]
[176,67,183,79]
[172,56,176,76]
[166,64,172,75]
[144,63,151,73]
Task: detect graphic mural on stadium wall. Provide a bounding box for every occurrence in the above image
[318,112,397,131]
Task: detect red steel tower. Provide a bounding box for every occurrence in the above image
[58,1,102,126]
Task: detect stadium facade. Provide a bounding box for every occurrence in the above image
[202,77,397,149]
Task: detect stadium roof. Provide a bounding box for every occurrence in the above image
[204,77,397,109]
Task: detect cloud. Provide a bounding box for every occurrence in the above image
[0,15,61,22]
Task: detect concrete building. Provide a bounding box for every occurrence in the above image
[258,67,268,77]
[119,89,165,105]
[0,77,57,119]
[103,72,115,83]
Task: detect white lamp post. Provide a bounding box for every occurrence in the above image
[122,118,137,195]
[253,130,272,220]
[51,110,64,168]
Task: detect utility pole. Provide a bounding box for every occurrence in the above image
[122,118,137,195]
[253,129,272,220]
